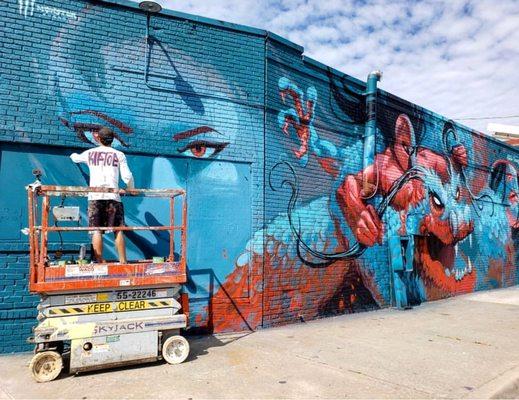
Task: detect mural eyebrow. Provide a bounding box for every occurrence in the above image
[69,110,133,134]
[173,126,219,141]
[59,117,130,147]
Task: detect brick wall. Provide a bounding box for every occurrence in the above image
[0,0,518,352]
[0,0,266,350]
[0,253,38,353]
[260,37,519,325]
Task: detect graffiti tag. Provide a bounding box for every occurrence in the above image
[18,0,35,17]
[18,1,78,20]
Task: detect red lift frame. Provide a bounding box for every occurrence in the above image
[27,185,187,294]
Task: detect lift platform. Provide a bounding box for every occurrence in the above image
[25,182,191,382]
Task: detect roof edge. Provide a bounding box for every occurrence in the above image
[302,55,366,88]
[96,0,267,36]
[97,1,306,51]
[266,31,304,52]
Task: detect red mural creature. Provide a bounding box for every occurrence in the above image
[209,77,510,333]
[336,114,472,247]
[278,77,474,250]
[277,77,479,297]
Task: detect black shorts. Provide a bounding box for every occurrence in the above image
[88,200,125,233]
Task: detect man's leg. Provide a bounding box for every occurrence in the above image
[92,231,104,263]
[88,200,105,263]
[111,201,127,264]
[115,231,127,263]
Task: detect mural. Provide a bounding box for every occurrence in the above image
[212,71,519,328]
[1,0,262,334]
[1,0,518,347]
[268,75,517,310]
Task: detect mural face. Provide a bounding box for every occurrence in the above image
[49,10,242,157]
[69,15,256,324]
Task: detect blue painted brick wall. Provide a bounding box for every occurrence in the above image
[0,0,267,350]
[262,37,519,326]
[0,253,38,352]
[0,0,518,352]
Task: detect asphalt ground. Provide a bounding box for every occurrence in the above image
[0,286,517,399]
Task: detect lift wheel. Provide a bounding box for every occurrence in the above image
[162,335,190,365]
[29,351,63,383]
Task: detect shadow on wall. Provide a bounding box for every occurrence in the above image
[145,36,205,115]
[186,268,255,334]
[317,264,379,316]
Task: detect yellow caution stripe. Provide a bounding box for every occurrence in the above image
[46,299,175,316]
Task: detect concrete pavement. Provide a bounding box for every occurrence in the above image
[0,286,518,399]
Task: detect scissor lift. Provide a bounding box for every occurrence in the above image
[25,182,190,382]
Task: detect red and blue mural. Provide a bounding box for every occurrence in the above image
[213,69,518,329]
[0,0,518,349]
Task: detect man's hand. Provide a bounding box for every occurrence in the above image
[70,153,82,163]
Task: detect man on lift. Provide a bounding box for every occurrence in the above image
[70,127,134,263]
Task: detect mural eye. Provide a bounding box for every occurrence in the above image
[455,187,461,201]
[430,192,444,209]
[177,140,229,159]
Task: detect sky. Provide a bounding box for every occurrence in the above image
[129,0,519,133]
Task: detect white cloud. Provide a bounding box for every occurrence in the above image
[129,0,519,133]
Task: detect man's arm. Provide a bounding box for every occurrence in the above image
[70,150,88,164]
[119,153,134,189]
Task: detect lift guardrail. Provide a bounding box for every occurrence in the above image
[26,184,187,293]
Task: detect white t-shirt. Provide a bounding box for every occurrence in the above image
[70,146,134,201]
